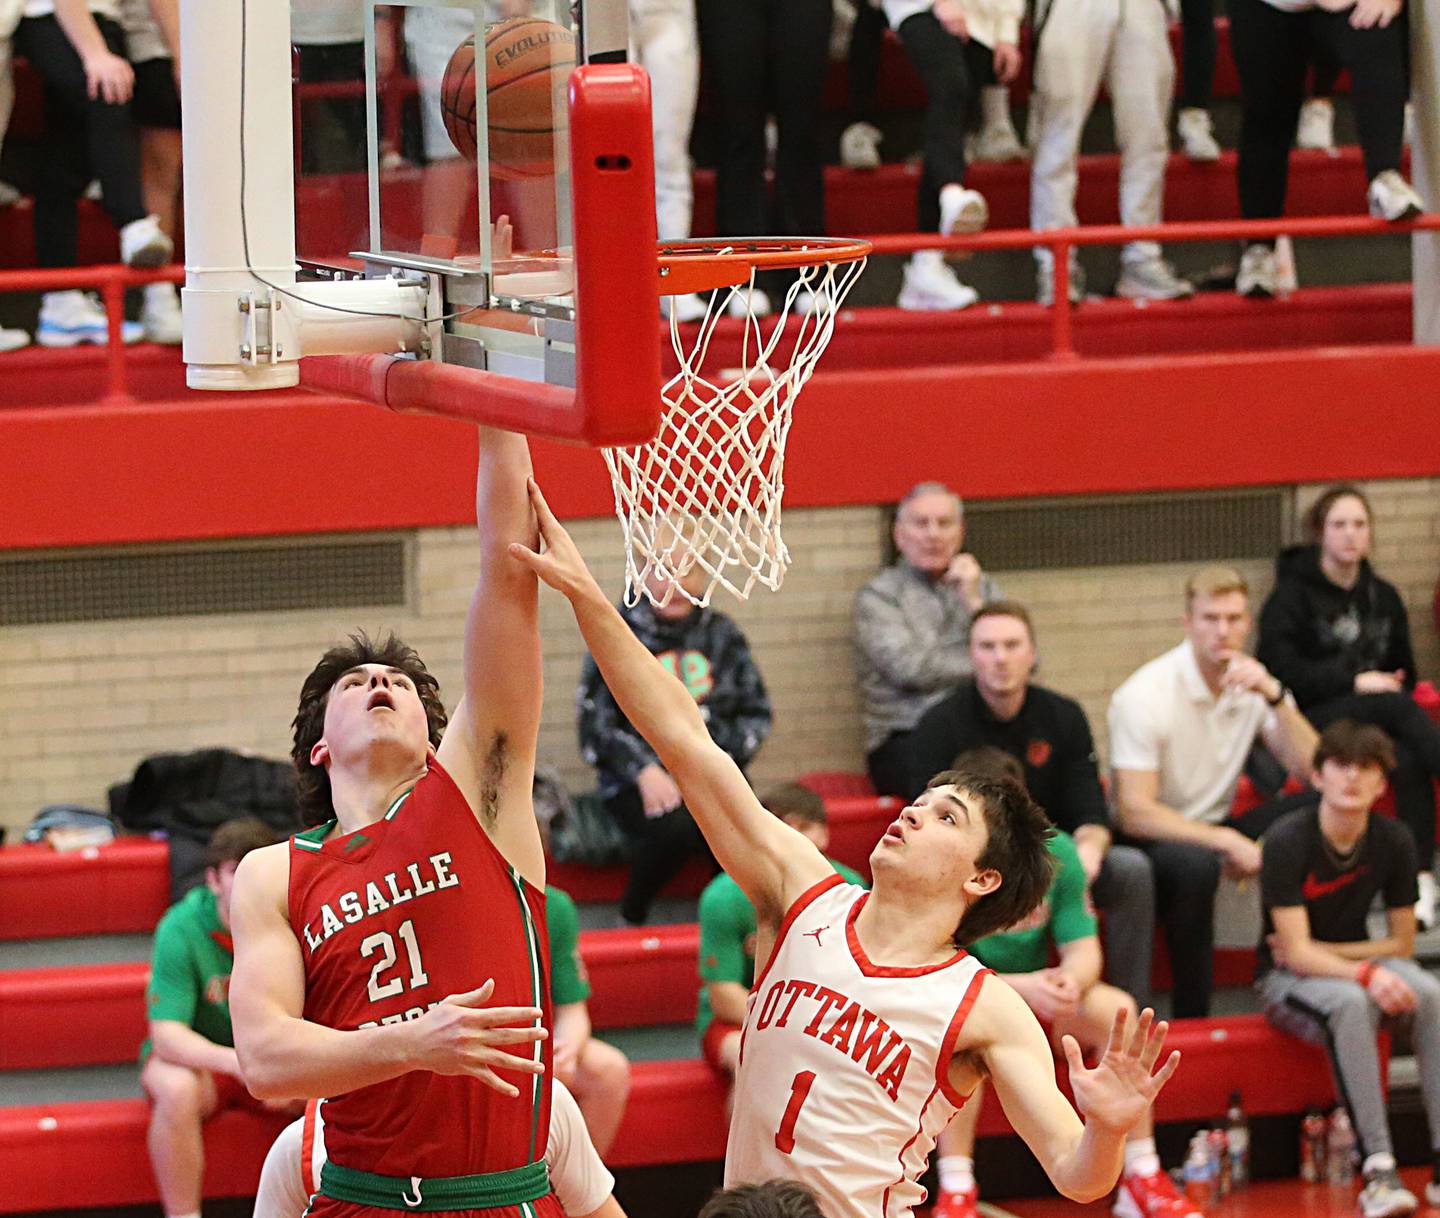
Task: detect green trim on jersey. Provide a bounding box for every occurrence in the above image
[320,1157,550,1211]
[292,786,415,850]
[507,866,546,1164]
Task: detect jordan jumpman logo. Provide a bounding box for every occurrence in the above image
[803,925,829,946]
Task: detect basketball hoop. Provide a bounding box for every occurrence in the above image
[605,236,870,610]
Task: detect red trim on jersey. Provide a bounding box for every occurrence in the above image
[881,1084,942,1218]
[750,873,847,998]
[845,893,970,978]
[301,1099,321,1196]
[936,969,992,1108]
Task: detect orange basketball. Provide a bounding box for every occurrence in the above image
[442,18,578,181]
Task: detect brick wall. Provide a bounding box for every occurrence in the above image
[2,479,1437,837]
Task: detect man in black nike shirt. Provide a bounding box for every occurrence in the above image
[1259,720,1440,1218]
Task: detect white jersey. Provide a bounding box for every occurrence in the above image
[725,877,991,1218]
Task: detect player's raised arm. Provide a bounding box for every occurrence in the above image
[229,843,546,1100]
[436,427,546,886]
[510,480,832,923]
[961,982,1180,1203]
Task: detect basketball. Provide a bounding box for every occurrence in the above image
[441,17,578,181]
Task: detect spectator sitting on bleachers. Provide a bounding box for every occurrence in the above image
[882,0,1021,311]
[931,746,1201,1218]
[579,562,772,926]
[1259,484,1440,930]
[141,817,298,1218]
[700,1180,826,1218]
[1230,0,1422,299]
[1258,720,1440,1218]
[696,783,866,1080]
[1109,565,1319,1019]
[897,601,1157,1008]
[0,0,30,352]
[15,0,172,346]
[546,878,633,1154]
[1028,0,1194,304]
[855,481,1000,798]
[253,1078,626,1218]
[119,0,181,344]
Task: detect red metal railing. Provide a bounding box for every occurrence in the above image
[866,213,1440,359]
[0,211,1434,403]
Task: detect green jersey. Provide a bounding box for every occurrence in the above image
[696,859,866,1037]
[969,829,1097,974]
[546,885,590,1007]
[143,884,234,1058]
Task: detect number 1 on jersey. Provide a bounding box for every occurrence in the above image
[775,1070,817,1155]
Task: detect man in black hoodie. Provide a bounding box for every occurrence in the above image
[1258,485,1440,928]
[578,566,773,925]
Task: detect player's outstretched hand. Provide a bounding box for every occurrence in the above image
[1063,1007,1179,1135]
[412,978,548,1099]
[508,478,604,605]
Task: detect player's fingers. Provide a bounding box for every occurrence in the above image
[476,1026,548,1047]
[1153,1049,1182,1091]
[525,477,562,534]
[1127,1007,1154,1058]
[480,1050,546,1076]
[470,1065,521,1099]
[1139,1016,1168,1072]
[1105,1006,1128,1057]
[1060,1034,1085,1075]
[468,1004,544,1026]
[443,979,497,1007]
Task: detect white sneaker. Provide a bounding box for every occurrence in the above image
[1236,244,1280,298]
[0,180,20,208]
[0,326,30,353]
[840,121,883,170]
[725,285,772,320]
[1368,170,1424,222]
[897,253,979,311]
[967,122,1027,163]
[940,185,989,236]
[1359,1168,1418,1218]
[141,281,183,345]
[1296,98,1336,152]
[1036,255,1086,306]
[1423,1181,1440,1208]
[119,214,173,269]
[1177,107,1221,162]
[661,292,709,324]
[1117,256,1195,301]
[36,290,144,347]
[1415,872,1437,931]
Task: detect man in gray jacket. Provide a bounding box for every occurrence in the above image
[854,481,1000,796]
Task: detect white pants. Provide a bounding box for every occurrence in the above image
[1029,0,1174,265]
[630,0,698,240]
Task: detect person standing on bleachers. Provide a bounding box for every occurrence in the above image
[697,784,866,1080]
[855,481,1000,799]
[881,0,1021,311]
[579,563,772,927]
[1230,0,1422,298]
[15,0,171,345]
[897,601,1157,1010]
[1027,0,1194,304]
[1258,485,1440,930]
[931,747,1201,1218]
[142,817,295,1218]
[1109,565,1319,1019]
[1258,720,1440,1218]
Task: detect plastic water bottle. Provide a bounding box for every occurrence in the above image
[1209,1127,1231,1197]
[1328,1109,1357,1184]
[1301,1107,1328,1182]
[1185,1133,1216,1207]
[1227,1091,1251,1190]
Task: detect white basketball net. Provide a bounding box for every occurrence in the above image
[603,251,867,609]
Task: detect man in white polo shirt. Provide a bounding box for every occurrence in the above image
[1108,565,1318,1019]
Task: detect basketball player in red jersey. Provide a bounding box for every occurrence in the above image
[511,480,1182,1218]
[227,427,558,1218]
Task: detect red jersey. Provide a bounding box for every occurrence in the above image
[288,760,552,1178]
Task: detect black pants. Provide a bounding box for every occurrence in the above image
[296,42,369,175]
[1178,0,1216,111]
[606,787,716,925]
[15,14,146,268]
[696,0,831,237]
[1127,789,1317,1020]
[1231,0,1408,230]
[896,13,993,232]
[1306,691,1440,868]
[846,1,888,126]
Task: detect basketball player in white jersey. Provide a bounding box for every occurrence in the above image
[510,481,1182,1218]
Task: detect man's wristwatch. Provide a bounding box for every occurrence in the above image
[1265,682,1288,707]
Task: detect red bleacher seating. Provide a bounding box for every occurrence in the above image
[0,838,169,940]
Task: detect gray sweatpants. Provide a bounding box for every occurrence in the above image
[1259,958,1440,1158]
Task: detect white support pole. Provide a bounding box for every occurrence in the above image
[179,0,426,389]
[1414,0,1439,345]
